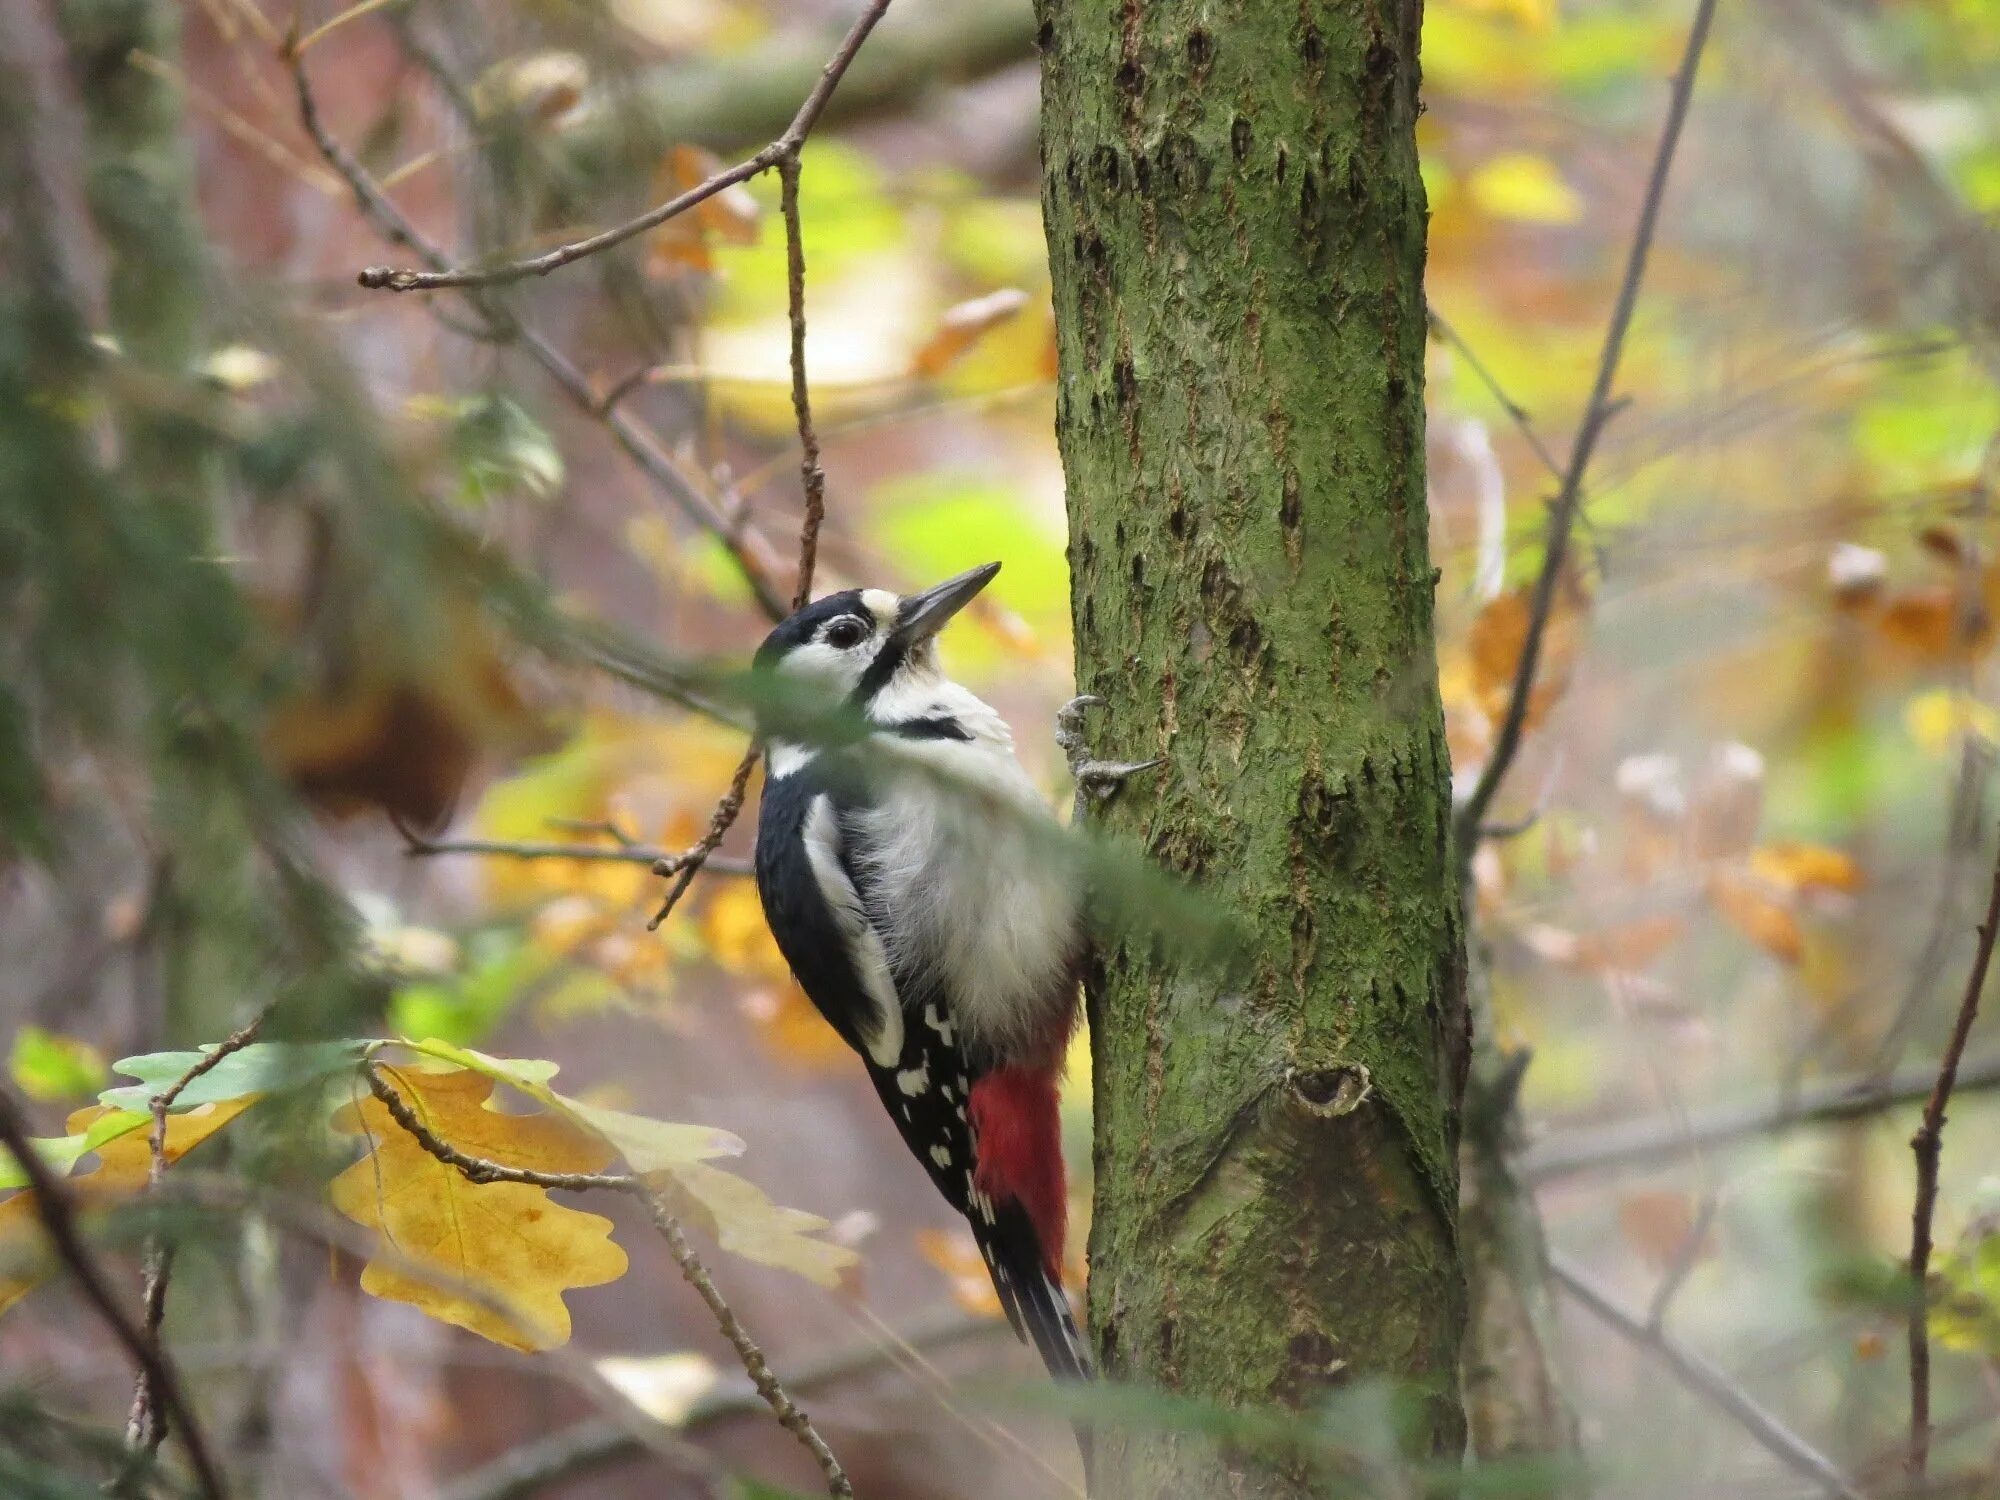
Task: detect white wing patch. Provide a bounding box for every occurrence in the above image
[801,794,904,1067]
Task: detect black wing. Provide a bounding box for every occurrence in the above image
[755,766,1088,1379]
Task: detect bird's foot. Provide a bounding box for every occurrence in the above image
[1057,695,1161,803]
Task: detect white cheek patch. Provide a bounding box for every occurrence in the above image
[779,640,856,686]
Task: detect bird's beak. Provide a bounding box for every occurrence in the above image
[891,562,1001,647]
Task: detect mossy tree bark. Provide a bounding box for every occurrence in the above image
[1038,0,1468,1491]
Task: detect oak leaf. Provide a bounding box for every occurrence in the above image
[330,1067,627,1351]
[0,1100,254,1315]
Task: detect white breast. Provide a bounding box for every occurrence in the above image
[853,682,1081,1059]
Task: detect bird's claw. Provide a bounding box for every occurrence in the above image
[1056,695,1161,802]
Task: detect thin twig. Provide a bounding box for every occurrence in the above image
[1550,1253,1866,1500]
[1908,821,2000,1482]
[120,1009,273,1472]
[636,124,837,929]
[156,1171,731,1493]
[780,151,827,614]
[1427,307,1564,481]
[402,831,751,875]
[284,42,793,619]
[361,1065,854,1498]
[355,0,895,293]
[437,1308,1000,1500]
[624,1182,855,1499]
[647,750,761,930]
[0,1088,229,1500]
[1522,1050,2000,1183]
[1452,0,1718,866]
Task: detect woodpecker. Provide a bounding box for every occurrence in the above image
[751,562,1149,1382]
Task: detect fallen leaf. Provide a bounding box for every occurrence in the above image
[329,1066,627,1350]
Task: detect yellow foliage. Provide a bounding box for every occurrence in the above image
[0,1100,254,1316]
[330,1067,627,1350]
[1467,152,1585,225]
[662,1160,858,1288]
[700,881,791,982]
[1748,841,1864,894]
[915,1227,1004,1320]
[1905,689,2000,756]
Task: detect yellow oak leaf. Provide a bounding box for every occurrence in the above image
[0,1100,255,1316]
[329,1067,627,1351]
[394,1042,853,1288]
[662,1160,858,1289]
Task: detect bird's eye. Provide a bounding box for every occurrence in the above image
[824,617,867,650]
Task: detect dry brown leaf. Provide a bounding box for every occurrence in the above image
[1617,1189,1713,1269]
[647,145,761,276]
[265,606,543,828]
[1878,587,1990,661]
[1467,583,1583,731]
[911,288,1031,378]
[1707,869,1804,963]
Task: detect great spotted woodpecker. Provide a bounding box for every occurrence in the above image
[752,562,1150,1382]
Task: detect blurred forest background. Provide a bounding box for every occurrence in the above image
[3,0,2000,1497]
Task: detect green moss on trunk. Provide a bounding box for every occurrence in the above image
[1037,0,1468,1488]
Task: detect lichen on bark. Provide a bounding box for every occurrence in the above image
[1038,0,1469,1489]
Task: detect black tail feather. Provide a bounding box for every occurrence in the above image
[971,1205,1092,1383]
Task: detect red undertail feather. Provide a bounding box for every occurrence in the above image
[968,1064,1067,1277]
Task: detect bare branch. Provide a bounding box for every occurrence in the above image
[1523,1051,2000,1183]
[1908,819,2000,1482]
[1550,1253,1866,1500]
[1452,0,1718,865]
[355,0,895,294]
[0,1088,229,1500]
[159,1172,731,1493]
[647,749,761,930]
[361,1064,854,1499]
[121,1008,273,1475]
[402,830,752,876]
[285,43,794,620]
[780,151,827,614]
[436,1309,1000,1500]
[1427,307,1563,482]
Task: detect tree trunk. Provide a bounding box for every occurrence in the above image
[1037,0,1469,1491]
